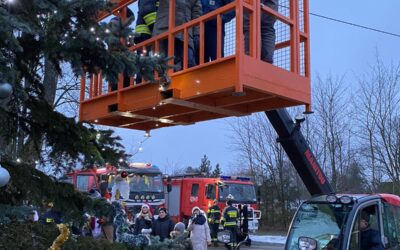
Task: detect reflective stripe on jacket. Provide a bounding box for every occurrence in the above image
[207,204,221,223]
[221,205,238,227]
[135,0,159,35]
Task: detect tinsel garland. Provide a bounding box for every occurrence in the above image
[48,224,70,250]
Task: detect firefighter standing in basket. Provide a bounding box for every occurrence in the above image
[221,194,238,250]
[207,199,221,246]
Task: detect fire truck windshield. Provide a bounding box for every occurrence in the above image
[128,174,163,193]
[219,183,257,203]
[285,202,353,250]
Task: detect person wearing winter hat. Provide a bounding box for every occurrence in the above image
[133,204,153,235]
[188,206,211,249]
[152,207,175,241]
[169,222,193,250]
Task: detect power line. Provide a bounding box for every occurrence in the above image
[309,12,400,38]
[277,4,400,38]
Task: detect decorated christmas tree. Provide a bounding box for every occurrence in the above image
[0,0,172,248]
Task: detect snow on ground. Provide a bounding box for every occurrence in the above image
[250,234,287,244]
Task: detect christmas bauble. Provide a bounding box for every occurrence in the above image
[0,167,10,187]
[0,83,13,99]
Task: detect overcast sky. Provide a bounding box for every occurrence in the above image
[106,0,400,175]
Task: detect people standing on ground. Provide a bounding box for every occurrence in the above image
[41,202,62,224]
[152,207,175,241]
[133,204,153,235]
[188,206,211,250]
[221,194,238,250]
[244,0,278,64]
[153,0,202,71]
[169,222,193,250]
[207,199,221,246]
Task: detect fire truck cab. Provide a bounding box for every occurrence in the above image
[67,163,166,215]
[165,175,261,232]
[66,165,115,193]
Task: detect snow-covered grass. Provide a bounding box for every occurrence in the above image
[250,234,287,244]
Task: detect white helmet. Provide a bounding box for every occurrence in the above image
[226,194,234,200]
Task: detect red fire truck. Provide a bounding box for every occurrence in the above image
[66,163,166,214]
[164,175,261,232]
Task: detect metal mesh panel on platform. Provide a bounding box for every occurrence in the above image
[224,18,236,57]
[299,0,305,33]
[300,41,305,76]
[273,0,291,71]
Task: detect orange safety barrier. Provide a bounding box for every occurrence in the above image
[79,0,311,131]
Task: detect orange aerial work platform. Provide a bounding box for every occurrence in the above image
[79,0,311,131]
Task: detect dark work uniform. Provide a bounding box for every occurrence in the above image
[199,0,235,62]
[222,205,238,249]
[207,204,221,243]
[134,0,159,84]
[360,228,384,250]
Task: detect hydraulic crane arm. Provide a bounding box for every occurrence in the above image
[265,109,334,196]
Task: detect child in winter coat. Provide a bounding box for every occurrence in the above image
[188,206,211,250]
[170,222,193,250]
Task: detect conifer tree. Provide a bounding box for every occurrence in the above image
[0,0,169,171]
[212,163,221,177]
[199,154,212,177]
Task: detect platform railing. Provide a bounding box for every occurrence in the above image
[80,0,309,102]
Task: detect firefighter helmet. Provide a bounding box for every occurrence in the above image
[226,194,234,200]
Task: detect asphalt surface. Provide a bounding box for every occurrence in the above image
[209,242,284,250]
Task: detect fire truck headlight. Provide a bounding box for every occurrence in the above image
[326,195,337,203]
[339,195,352,204]
[298,237,317,250]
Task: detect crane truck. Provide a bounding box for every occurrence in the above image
[266,109,399,250]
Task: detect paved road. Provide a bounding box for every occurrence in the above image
[209,242,284,250]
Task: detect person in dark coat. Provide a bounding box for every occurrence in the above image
[243,0,278,64]
[221,195,238,250]
[41,202,62,224]
[359,211,384,250]
[199,0,234,62]
[169,222,193,250]
[153,0,202,70]
[152,207,175,241]
[133,204,153,235]
[135,0,159,44]
[207,199,221,246]
[134,0,159,84]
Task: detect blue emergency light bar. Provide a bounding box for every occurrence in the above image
[220,175,251,181]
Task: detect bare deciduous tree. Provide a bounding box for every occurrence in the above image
[355,57,400,190]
